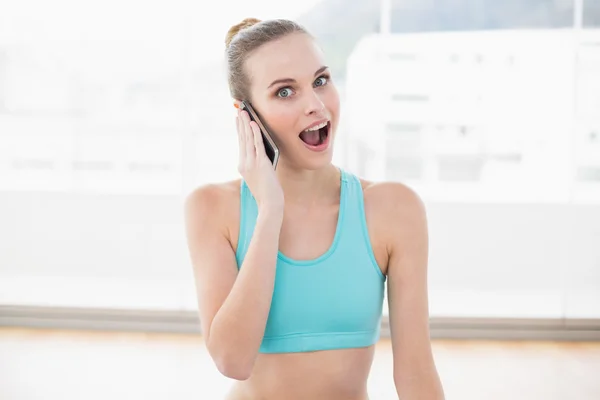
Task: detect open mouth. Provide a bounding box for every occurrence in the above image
[299,120,330,147]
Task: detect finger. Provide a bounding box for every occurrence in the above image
[249,121,266,159]
[242,111,255,162]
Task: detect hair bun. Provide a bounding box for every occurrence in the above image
[225,18,262,49]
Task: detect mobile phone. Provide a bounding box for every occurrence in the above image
[240,100,280,169]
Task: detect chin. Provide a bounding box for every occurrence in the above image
[278,143,335,171]
[293,143,336,171]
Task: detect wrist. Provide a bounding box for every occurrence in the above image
[257,205,284,223]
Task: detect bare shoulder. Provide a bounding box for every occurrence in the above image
[184,179,242,245]
[184,179,241,216]
[359,179,426,220]
[358,179,427,268]
[185,179,240,206]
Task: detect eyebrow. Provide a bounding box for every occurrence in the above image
[267,66,329,89]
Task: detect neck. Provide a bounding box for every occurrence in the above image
[275,164,341,206]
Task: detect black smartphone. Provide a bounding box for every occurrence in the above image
[240,100,280,169]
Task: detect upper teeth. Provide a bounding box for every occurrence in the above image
[304,121,328,132]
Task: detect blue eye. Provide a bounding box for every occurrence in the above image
[277,88,293,98]
[314,76,328,87]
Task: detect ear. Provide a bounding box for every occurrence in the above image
[233,99,242,109]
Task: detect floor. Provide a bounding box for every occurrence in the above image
[1,327,599,400]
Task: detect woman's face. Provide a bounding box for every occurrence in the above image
[242,33,340,170]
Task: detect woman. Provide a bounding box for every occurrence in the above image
[184,17,445,400]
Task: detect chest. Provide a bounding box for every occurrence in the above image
[275,203,389,276]
[278,204,340,261]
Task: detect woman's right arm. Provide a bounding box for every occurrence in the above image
[183,108,284,381]
[184,187,282,380]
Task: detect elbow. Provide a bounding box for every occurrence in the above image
[215,356,253,381]
[206,330,256,380]
[209,341,254,380]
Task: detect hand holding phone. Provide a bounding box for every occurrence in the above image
[240,101,280,169]
[236,103,284,211]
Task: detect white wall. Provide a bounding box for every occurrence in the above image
[0,191,598,319]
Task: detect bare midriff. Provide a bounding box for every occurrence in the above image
[223,345,376,400]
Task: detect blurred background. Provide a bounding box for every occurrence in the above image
[0,0,599,399]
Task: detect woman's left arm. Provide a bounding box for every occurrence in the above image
[381,183,445,399]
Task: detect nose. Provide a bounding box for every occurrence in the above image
[304,91,325,116]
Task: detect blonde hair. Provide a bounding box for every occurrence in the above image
[224,18,309,101]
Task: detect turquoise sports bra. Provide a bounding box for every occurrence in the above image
[235,168,386,353]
